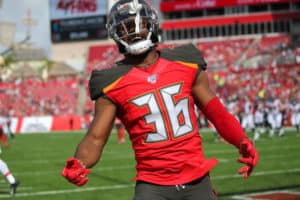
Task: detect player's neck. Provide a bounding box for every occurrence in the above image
[124,49,159,69]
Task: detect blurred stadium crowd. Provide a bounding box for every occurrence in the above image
[1,34,300,127]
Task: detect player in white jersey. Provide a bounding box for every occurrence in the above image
[0,144,19,196]
[241,98,255,134]
[267,98,285,137]
[227,98,241,122]
[253,101,266,141]
[290,100,300,134]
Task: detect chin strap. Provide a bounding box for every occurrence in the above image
[126,40,153,55]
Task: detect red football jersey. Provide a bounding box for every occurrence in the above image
[102,57,217,185]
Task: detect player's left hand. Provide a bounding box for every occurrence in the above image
[61,157,90,186]
[237,138,259,179]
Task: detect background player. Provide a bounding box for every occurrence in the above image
[0,145,19,196]
[290,98,300,134]
[253,101,266,141]
[267,97,285,138]
[115,118,126,144]
[0,124,9,148]
[5,116,14,139]
[241,97,255,135]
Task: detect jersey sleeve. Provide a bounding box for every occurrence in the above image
[88,64,132,101]
[88,70,106,101]
[160,43,207,71]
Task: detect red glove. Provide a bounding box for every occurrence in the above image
[237,138,259,179]
[62,157,90,186]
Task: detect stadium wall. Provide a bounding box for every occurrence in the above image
[0,115,91,134]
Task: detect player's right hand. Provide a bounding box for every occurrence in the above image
[61,157,90,186]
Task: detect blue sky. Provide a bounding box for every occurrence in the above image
[0,0,51,57]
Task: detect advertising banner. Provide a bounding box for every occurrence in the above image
[50,0,107,19]
[160,0,300,12]
[50,0,108,42]
[20,116,53,133]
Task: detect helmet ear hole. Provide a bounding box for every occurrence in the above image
[151,35,158,44]
[117,43,126,54]
[146,21,151,30]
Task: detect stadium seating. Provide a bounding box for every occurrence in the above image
[0,77,79,117]
[0,34,299,129]
[82,34,300,116]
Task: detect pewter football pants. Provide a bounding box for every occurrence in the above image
[133,174,217,200]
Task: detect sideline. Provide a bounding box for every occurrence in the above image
[232,190,300,200]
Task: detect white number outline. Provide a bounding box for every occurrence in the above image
[130,83,193,143]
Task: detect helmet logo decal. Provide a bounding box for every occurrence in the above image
[117,1,142,15]
[117,3,133,14]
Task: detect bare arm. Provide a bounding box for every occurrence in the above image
[192,71,216,109]
[75,97,117,168]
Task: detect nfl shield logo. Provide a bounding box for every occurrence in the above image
[147,74,157,84]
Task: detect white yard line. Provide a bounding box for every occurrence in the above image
[0,184,134,198]
[0,168,299,198]
[232,190,300,200]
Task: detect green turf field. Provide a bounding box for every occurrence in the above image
[0,129,300,199]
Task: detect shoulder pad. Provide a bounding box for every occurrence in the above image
[89,63,132,100]
[160,43,207,70]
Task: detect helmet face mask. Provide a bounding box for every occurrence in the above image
[107,0,159,55]
[117,17,149,43]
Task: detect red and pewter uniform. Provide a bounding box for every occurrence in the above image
[89,44,218,185]
[0,124,3,135]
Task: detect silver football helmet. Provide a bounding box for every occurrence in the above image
[107,0,159,55]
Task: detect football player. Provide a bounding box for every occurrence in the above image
[0,124,9,148]
[5,116,14,139]
[62,0,259,199]
[290,97,300,134]
[267,97,285,137]
[0,144,19,196]
[253,101,266,141]
[241,97,255,134]
[115,118,126,144]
